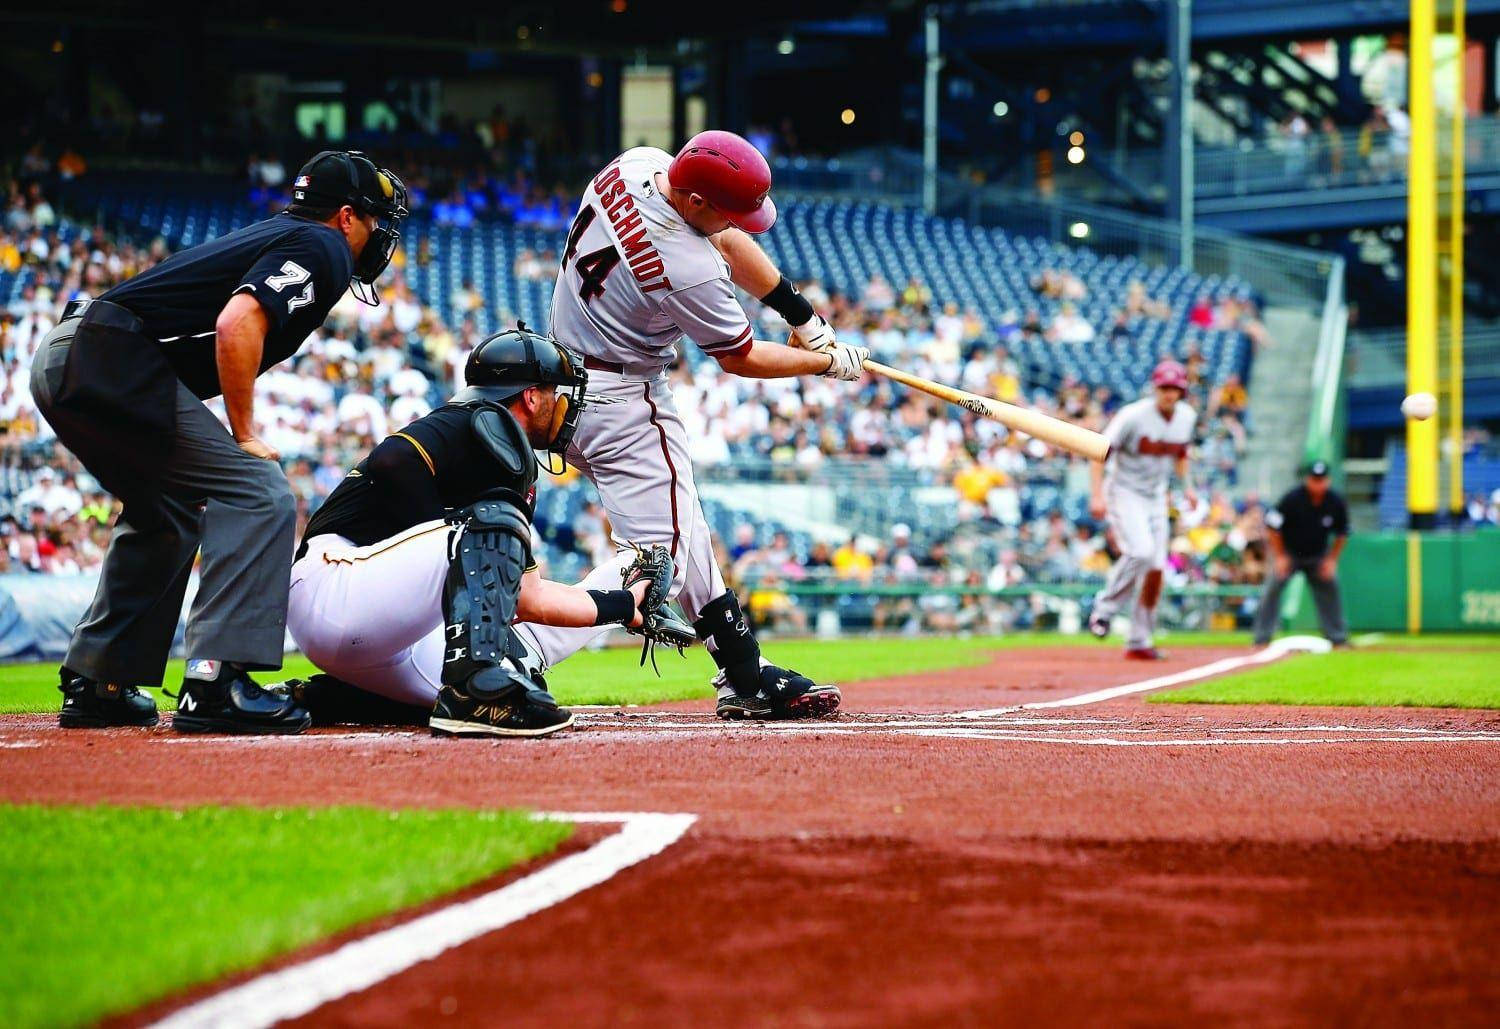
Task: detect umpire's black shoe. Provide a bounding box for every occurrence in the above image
[57,668,159,729]
[715,661,842,721]
[429,680,574,738]
[171,661,311,735]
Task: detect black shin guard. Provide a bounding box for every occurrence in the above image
[443,498,533,700]
[693,591,761,695]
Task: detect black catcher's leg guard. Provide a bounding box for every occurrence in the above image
[443,496,535,701]
[693,590,761,696]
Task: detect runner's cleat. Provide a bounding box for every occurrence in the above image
[57,668,159,729]
[1124,647,1169,661]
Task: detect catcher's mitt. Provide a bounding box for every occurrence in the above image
[620,543,697,673]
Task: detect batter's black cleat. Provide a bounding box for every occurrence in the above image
[170,660,312,735]
[57,668,159,729]
[429,679,573,738]
[714,661,842,721]
[271,674,429,727]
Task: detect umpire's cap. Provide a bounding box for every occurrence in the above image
[452,324,589,453]
[292,150,407,222]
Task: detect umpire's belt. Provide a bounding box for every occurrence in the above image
[61,298,144,335]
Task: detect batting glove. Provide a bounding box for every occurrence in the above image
[790,314,837,352]
[820,341,870,382]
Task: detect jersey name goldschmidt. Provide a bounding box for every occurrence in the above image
[1102,397,1197,498]
[549,147,754,371]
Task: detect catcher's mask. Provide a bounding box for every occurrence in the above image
[452,323,589,473]
[291,149,409,305]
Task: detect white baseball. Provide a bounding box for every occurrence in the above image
[1401,392,1437,421]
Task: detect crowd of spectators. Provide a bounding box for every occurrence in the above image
[2,171,1279,639]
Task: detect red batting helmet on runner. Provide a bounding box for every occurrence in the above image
[668,130,777,233]
[1150,359,1189,391]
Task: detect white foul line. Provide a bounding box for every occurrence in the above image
[149,811,696,1029]
[958,635,1333,716]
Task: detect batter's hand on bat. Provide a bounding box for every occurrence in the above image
[819,341,870,381]
[789,314,836,352]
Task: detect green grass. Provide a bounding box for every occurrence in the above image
[0,804,571,1028]
[1152,645,1500,708]
[1,634,1102,713]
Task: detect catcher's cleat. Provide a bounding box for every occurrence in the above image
[270,674,429,728]
[429,680,573,738]
[1124,647,1168,661]
[1087,612,1111,639]
[714,660,841,721]
[170,661,311,735]
[57,668,159,728]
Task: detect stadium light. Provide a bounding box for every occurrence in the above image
[1069,130,1085,146]
[1069,221,1090,239]
[841,108,856,125]
[992,101,1009,118]
[1067,146,1085,164]
[778,38,795,55]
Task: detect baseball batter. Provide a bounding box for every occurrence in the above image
[513,130,871,719]
[1087,359,1198,658]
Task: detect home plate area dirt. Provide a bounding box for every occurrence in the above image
[5,644,1499,1026]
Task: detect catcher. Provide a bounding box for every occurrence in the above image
[279,325,692,737]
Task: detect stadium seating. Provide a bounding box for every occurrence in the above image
[59,180,1254,399]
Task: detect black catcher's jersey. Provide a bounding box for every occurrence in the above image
[102,213,353,399]
[301,403,539,556]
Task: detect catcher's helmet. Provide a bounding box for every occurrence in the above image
[667,130,777,233]
[452,324,589,455]
[1150,359,1189,391]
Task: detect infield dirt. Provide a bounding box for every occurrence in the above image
[5,643,1499,1025]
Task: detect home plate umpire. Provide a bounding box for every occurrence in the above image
[30,150,407,735]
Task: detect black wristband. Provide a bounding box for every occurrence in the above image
[759,276,816,327]
[588,589,637,626]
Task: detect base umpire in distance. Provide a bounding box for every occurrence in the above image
[1252,460,1351,648]
[31,150,407,733]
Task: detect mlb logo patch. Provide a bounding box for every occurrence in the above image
[294,175,311,188]
[187,658,220,678]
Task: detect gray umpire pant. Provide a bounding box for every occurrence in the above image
[1251,555,1348,646]
[30,321,295,685]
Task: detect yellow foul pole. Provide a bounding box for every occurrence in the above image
[1448,0,1466,515]
[1408,0,1439,529]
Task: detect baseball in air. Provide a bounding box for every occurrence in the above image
[1401,392,1437,421]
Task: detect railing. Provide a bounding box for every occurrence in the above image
[735,575,1264,635]
[1107,116,1500,201]
[1348,323,1500,388]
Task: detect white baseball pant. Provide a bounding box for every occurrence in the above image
[1092,485,1169,650]
[512,369,726,670]
[285,521,454,706]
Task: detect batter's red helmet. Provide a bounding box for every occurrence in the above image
[668,130,777,233]
[1151,359,1189,391]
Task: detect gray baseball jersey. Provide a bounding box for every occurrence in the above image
[549,147,754,371]
[1102,397,1196,499]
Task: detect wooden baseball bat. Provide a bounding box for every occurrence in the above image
[862,358,1112,462]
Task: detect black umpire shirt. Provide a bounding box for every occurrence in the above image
[103,213,353,399]
[1266,485,1350,559]
[302,404,538,556]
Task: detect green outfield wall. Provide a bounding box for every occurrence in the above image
[1286,528,1500,632]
